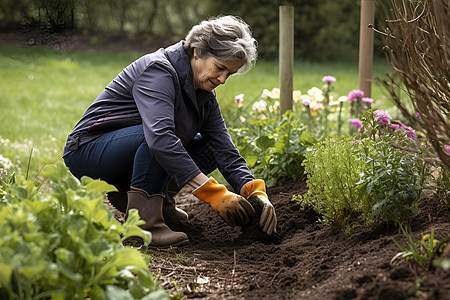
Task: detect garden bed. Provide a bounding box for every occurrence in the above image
[118,181,450,299]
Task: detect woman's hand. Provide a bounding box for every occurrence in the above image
[241,179,278,235]
[191,177,256,227]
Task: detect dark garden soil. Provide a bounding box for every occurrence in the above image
[119,181,450,300]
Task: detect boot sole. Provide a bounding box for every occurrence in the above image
[148,238,190,249]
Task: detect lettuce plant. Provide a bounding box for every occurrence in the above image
[0,163,169,300]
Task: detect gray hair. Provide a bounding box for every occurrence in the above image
[184,15,258,74]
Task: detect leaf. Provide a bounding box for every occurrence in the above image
[105,285,135,300]
[81,177,117,193]
[114,247,149,270]
[141,290,171,300]
[121,209,151,245]
[0,262,13,286]
[255,135,275,151]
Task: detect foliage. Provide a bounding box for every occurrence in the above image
[293,135,367,230]
[0,162,169,300]
[230,111,315,187]
[0,0,207,36]
[392,226,447,271]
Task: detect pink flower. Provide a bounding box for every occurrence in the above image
[374,110,392,126]
[406,130,416,139]
[302,98,311,106]
[445,145,450,153]
[322,76,336,83]
[349,118,363,129]
[389,124,400,131]
[400,124,413,132]
[362,97,374,103]
[415,112,420,117]
[347,89,364,102]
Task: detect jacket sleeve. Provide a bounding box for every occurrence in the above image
[131,63,201,186]
[199,96,255,193]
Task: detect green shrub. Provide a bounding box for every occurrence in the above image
[356,109,426,226]
[0,163,169,300]
[293,135,367,230]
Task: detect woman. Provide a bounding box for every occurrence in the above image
[63,15,277,248]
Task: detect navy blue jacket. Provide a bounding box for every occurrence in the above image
[63,41,254,191]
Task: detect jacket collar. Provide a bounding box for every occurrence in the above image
[164,41,216,109]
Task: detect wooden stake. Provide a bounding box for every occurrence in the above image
[358,0,375,98]
[279,5,294,115]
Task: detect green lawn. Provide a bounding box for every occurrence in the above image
[0,45,395,176]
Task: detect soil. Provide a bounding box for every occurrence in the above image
[120,181,450,300]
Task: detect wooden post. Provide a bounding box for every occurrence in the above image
[279,5,294,116]
[358,0,375,98]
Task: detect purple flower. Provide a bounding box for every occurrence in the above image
[406,130,416,139]
[389,124,400,131]
[347,89,364,102]
[400,124,413,132]
[415,112,420,117]
[349,118,363,129]
[362,97,374,103]
[445,145,450,153]
[374,110,392,126]
[322,76,336,83]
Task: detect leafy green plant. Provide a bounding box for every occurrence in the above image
[0,162,169,300]
[230,111,315,187]
[392,226,447,271]
[356,109,427,226]
[292,135,367,230]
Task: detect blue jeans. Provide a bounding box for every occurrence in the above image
[63,125,217,194]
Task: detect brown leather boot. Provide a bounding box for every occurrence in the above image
[126,188,189,248]
[163,180,189,223]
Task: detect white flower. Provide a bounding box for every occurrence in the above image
[270,88,280,99]
[0,154,13,171]
[293,90,302,102]
[252,100,267,112]
[308,87,324,102]
[261,89,272,98]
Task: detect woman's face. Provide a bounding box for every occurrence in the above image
[191,49,243,91]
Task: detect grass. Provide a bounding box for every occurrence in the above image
[0,45,395,176]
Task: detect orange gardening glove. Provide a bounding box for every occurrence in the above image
[193,178,256,227]
[241,179,277,235]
